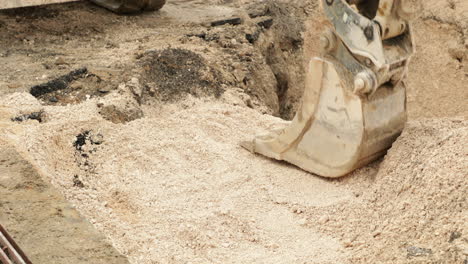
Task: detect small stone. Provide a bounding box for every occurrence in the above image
[55,57,68,65]
[270,243,279,249]
[89,133,104,145]
[11,111,43,123]
[248,237,257,242]
[407,246,432,258]
[448,48,465,62]
[293,207,303,214]
[105,42,117,49]
[221,242,230,248]
[7,83,21,89]
[73,175,85,188]
[449,231,462,243]
[319,215,329,224]
[98,86,112,94]
[42,63,52,69]
[245,98,253,108]
[344,241,353,248]
[257,18,274,29]
[69,82,83,90]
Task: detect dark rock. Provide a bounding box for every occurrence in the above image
[73,131,90,151]
[187,32,219,42]
[210,17,242,27]
[246,31,260,44]
[258,18,274,29]
[186,32,207,39]
[449,231,462,243]
[73,131,104,150]
[30,68,88,97]
[11,111,43,123]
[73,175,85,188]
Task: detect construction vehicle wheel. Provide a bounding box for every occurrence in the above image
[90,0,166,14]
[144,0,166,11]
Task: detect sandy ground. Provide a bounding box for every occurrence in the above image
[0,139,129,263]
[0,0,467,263]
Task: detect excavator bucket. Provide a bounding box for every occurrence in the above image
[242,0,418,178]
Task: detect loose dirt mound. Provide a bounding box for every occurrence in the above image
[1,94,466,264]
[0,94,352,264]
[407,0,467,119]
[306,119,468,264]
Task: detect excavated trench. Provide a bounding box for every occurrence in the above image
[20,1,311,122]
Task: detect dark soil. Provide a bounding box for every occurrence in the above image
[73,131,104,175]
[1,6,60,20]
[99,104,144,124]
[138,48,224,102]
[30,68,118,105]
[30,68,88,97]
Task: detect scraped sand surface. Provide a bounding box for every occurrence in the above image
[0,0,467,263]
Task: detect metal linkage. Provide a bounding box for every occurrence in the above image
[0,224,31,264]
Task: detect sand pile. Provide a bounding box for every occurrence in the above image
[1,88,466,263]
[307,119,468,263]
[0,92,352,264]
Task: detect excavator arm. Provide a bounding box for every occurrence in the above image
[243,0,420,178]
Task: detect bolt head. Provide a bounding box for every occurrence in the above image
[320,29,337,53]
[354,78,366,94]
[320,36,330,50]
[353,71,377,95]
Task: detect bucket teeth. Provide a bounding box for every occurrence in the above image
[240,140,255,153]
